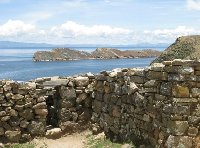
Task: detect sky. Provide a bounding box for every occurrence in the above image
[0,0,200,45]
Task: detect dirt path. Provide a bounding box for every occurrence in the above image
[33,131,89,148]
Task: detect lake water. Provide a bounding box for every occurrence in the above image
[0,47,162,81]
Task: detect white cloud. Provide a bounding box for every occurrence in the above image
[50,21,131,38]
[144,26,200,43]
[0,20,36,36]
[1,20,200,44]
[0,20,46,42]
[187,0,200,10]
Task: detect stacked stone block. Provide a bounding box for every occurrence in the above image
[0,59,200,147]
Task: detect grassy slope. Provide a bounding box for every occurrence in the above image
[151,35,200,64]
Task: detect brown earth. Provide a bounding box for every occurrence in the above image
[33,130,90,148]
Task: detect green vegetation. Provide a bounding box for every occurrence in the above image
[85,134,135,148]
[5,143,35,148]
[151,35,200,65]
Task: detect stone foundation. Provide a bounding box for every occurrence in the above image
[0,59,200,147]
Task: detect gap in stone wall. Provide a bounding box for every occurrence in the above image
[46,87,60,129]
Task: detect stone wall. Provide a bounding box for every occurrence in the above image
[0,59,200,147]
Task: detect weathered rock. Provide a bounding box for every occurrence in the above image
[128,82,138,95]
[19,109,33,120]
[5,130,21,142]
[28,121,46,135]
[20,120,29,128]
[160,82,172,96]
[168,121,189,135]
[46,128,62,139]
[59,86,76,99]
[60,99,75,108]
[172,84,189,98]
[165,135,193,148]
[78,109,92,121]
[43,79,69,87]
[59,108,72,122]
[0,127,4,135]
[112,106,121,117]
[35,109,48,116]
[75,77,89,87]
[187,127,198,137]
[12,94,24,100]
[1,116,10,122]
[191,88,200,97]
[59,121,78,132]
[76,93,87,103]
[146,71,167,80]
[0,111,6,117]
[33,102,47,109]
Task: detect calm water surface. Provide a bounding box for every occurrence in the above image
[0,48,158,81]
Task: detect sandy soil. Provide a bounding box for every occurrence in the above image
[33,130,90,148]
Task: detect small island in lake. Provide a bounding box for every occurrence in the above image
[33,48,161,61]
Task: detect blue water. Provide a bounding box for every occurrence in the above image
[0,47,160,81]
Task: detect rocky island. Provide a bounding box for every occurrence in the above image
[33,48,161,61]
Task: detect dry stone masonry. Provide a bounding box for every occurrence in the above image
[1,59,200,147]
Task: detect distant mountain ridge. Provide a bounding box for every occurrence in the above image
[0,41,53,48]
[33,48,162,61]
[0,41,169,49]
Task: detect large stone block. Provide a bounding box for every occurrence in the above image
[168,121,189,135]
[60,99,75,108]
[165,135,193,148]
[11,94,24,100]
[28,121,46,135]
[43,79,69,88]
[92,100,102,114]
[59,86,76,99]
[130,76,145,84]
[187,127,198,137]
[178,66,194,75]
[74,76,89,87]
[160,82,172,96]
[173,98,198,103]
[35,109,48,116]
[112,106,121,117]
[95,81,104,92]
[5,130,21,142]
[33,102,47,109]
[19,109,33,120]
[172,84,189,98]
[144,80,157,88]
[191,88,200,97]
[59,108,72,122]
[0,127,4,135]
[127,82,138,95]
[146,71,167,80]
[150,63,165,71]
[127,68,145,76]
[76,93,87,103]
[168,74,185,81]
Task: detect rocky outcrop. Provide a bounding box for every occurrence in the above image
[33,48,93,61]
[92,48,161,59]
[33,48,161,61]
[151,35,200,64]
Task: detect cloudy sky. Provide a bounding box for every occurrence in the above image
[0,0,200,44]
